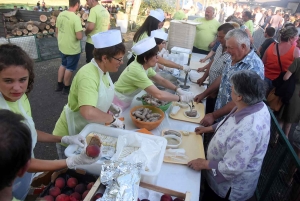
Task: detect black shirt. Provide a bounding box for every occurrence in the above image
[260,38,275,58]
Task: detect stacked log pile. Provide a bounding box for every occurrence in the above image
[4,10,88,38]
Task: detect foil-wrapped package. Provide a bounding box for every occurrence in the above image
[99,161,142,201]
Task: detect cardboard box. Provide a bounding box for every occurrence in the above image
[84,178,191,201]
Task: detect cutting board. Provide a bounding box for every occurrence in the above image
[169,101,205,123]
[189,60,209,70]
[162,130,205,164]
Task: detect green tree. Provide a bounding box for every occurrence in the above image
[139,0,176,16]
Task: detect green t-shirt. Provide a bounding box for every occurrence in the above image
[12,197,20,201]
[114,60,156,94]
[86,4,110,44]
[0,94,32,117]
[53,62,110,137]
[193,18,220,51]
[173,10,186,20]
[244,20,254,35]
[56,11,82,55]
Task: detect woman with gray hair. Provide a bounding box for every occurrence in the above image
[188,70,270,201]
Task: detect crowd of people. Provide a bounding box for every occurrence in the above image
[2,0,300,200]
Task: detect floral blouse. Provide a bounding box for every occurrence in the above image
[206,102,270,201]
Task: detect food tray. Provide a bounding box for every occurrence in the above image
[162,130,205,164]
[169,101,205,123]
[64,124,167,183]
[189,60,209,70]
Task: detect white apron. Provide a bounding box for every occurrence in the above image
[113,66,149,110]
[64,59,114,136]
[0,93,38,200]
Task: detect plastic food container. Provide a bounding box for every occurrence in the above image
[65,124,167,184]
[163,135,182,149]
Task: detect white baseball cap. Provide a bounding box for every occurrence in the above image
[149,10,165,22]
[132,37,157,55]
[91,30,122,48]
[151,30,168,41]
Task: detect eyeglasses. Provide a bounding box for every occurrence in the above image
[112,56,124,63]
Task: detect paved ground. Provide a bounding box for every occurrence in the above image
[32,41,132,160]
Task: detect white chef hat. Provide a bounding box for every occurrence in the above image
[151,30,168,41]
[155,8,164,16]
[132,37,156,55]
[183,5,191,10]
[91,29,122,48]
[149,10,165,22]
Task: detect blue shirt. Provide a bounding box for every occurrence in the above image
[214,49,264,121]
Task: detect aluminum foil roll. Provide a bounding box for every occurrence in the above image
[99,161,142,201]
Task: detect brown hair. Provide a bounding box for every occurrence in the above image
[0,44,35,94]
[93,42,126,62]
[280,26,298,42]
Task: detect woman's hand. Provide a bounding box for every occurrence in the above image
[197,67,206,72]
[61,134,85,148]
[195,126,213,135]
[187,158,209,171]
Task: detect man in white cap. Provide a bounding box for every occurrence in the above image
[173,5,190,20]
[85,0,110,63]
[53,29,126,159]
[113,37,195,110]
[55,0,83,95]
[193,6,220,54]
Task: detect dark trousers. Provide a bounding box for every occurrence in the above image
[85,42,94,63]
[192,46,210,55]
[202,179,231,201]
[127,55,135,66]
[203,96,217,155]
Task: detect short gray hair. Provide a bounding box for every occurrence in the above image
[230,70,266,105]
[206,6,215,14]
[225,29,250,48]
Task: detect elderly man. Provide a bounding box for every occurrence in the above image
[197,23,234,114]
[194,29,264,126]
[193,6,220,54]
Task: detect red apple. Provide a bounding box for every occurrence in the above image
[82,190,90,199]
[87,182,94,190]
[55,177,65,189]
[161,194,173,201]
[91,193,103,201]
[41,195,54,201]
[67,177,78,188]
[86,145,100,158]
[70,192,81,200]
[49,187,61,197]
[55,194,69,201]
[74,183,86,194]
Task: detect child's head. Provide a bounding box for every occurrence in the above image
[264,27,275,38]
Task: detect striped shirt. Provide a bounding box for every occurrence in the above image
[214,49,264,121]
[209,45,231,85]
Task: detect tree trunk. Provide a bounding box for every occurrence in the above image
[22,29,28,35]
[38,23,47,30]
[130,0,141,22]
[49,28,55,33]
[16,29,22,36]
[42,30,48,35]
[28,32,33,36]
[77,13,81,17]
[31,26,39,34]
[45,24,50,30]
[40,15,47,22]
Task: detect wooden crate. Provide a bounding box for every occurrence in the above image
[84,179,191,201]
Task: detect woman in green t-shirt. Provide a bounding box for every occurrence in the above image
[114,37,195,110]
[0,44,98,200]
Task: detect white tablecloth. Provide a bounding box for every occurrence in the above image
[122,53,207,201]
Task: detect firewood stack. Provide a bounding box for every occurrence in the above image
[5,10,89,38]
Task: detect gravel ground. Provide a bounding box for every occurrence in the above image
[32,41,132,160]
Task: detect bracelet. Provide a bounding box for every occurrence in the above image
[177,95,181,102]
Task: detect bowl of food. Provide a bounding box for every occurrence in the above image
[141,94,172,112]
[163,135,182,149]
[130,105,165,131]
